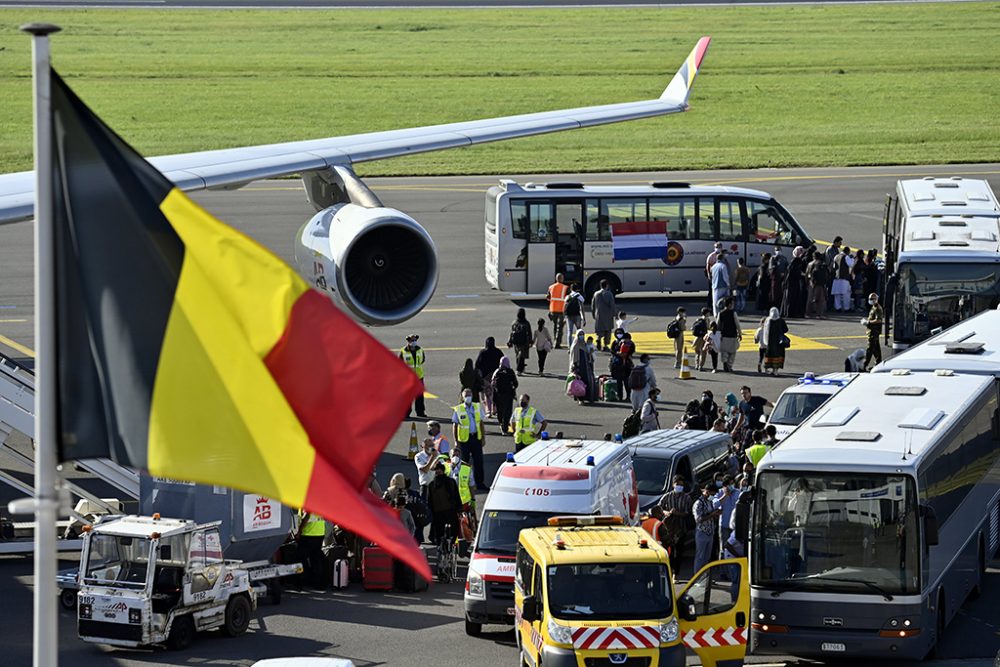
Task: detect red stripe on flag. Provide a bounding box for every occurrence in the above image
[611,221,667,236]
[265,289,427,579]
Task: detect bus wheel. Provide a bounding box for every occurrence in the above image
[585,273,620,300]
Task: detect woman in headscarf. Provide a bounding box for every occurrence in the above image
[568,329,595,403]
[491,357,518,433]
[763,306,789,375]
[475,337,504,417]
[459,358,483,402]
[781,246,807,319]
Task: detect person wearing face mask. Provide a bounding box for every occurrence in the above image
[448,445,475,517]
[426,420,450,456]
[713,475,739,559]
[862,292,884,371]
[659,475,693,580]
[568,329,596,403]
[640,388,660,433]
[451,388,489,492]
[510,394,547,451]
[693,482,723,574]
[399,334,427,418]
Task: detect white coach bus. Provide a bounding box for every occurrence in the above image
[750,369,1000,660]
[484,180,812,297]
[882,177,1000,350]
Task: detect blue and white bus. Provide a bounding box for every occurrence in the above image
[750,368,1000,660]
[484,180,812,297]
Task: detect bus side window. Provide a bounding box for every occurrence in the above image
[717,199,746,242]
[649,198,694,240]
[529,202,554,243]
[510,200,529,240]
[695,197,717,241]
[585,199,611,241]
[748,200,794,245]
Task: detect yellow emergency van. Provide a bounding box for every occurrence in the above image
[514,516,748,667]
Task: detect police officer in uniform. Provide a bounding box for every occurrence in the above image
[863,292,884,371]
[399,334,426,418]
[510,393,547,452]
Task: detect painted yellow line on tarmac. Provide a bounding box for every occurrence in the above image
[423,391,438,399]
[423,346,482,351]
[0,319,27,323]
[811,335,868,340]
[0,335,34,358]
[628,329,836,355]
[423,307,477,313]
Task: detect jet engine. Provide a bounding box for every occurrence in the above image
[295,202,438,326]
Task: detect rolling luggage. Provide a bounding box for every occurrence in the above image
[362,546,393,591]
[331,558,350,589]
[394,559,429,593]
[602,378,620,402]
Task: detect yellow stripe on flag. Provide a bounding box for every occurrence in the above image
[147,189,316,506]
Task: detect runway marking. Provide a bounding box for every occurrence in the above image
[422,346,481,351]
[423,307,477,313]
[423,391,438,399]
[626,329,837,355]
[0,319,27,323]
[811,334,868,340]
[0,335,34,358]
[445,294,481,299]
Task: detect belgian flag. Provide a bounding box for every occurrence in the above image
[48,71,429,578]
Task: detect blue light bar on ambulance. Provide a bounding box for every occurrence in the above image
[797,374,851,387]
[547,516,624,527]
[506,452,515,462]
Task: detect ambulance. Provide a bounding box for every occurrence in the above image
[464,438,637,637]
[515,517,748,667]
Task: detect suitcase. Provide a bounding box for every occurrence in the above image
[394,559,429,593]
[331,558,350,589]
[362,546,393,591]
[603,379,620,402]
[597,374,609,400]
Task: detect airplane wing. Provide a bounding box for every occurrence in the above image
[0,36,711,224]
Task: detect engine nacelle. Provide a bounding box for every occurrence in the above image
[294,204,439,326]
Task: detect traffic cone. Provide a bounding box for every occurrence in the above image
[678,347,693,380]
[406,423,419,460]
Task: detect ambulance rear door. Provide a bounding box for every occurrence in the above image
[676,558,749,667]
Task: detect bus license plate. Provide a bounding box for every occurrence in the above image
[821,643,846,652]
[507,607,516,616]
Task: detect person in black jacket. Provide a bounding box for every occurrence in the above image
[475,337,504,417]
[427,462,461,544]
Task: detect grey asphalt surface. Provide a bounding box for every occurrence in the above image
[2,164,1000,667]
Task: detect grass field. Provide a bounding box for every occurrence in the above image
[0,4,998,176]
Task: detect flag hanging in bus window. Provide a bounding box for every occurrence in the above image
[611,220,668,261]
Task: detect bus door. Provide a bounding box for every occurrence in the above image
[525,201,556,294]
[554,201,585,286]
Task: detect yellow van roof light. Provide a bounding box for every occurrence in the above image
[553,533,566,549]
[547,515,624,528]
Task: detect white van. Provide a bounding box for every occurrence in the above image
[463,438,636,637]
[766,372,856,441]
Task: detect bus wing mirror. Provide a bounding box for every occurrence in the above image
[522,595,539,623]
[677,593,697,622]
[921,506,939,547]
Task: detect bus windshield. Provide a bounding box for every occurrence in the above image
[753,472,920,595]
[547,562,672,621]
[895,262,1000,342]
[768,393,832,426]
[476,510,554,556]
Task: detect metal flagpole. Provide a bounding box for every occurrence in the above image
[22,21,62,667]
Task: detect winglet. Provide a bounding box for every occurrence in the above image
[660,36,712,107]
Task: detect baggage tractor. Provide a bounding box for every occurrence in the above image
[332,558,350,589]
[362,546,393,591]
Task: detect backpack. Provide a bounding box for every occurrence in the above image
[691,317,708,339]
[666,320,681,339]
[810,261,829,285]
[622,410,642,439]
[492,367,517,395]
[564,294,581,318]
[628,365,648,391]
[510,320,531,346]
[608,353,623,375]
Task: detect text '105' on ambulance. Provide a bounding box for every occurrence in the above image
[464,438,638,637]
[515,516,749,667]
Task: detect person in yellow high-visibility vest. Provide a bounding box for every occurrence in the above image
[510,393,548,452]
[448,446,475,508]
[452,388,488,492]
[296,509,328,589]
[399,333,426,418]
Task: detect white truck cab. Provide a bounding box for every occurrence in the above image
[766,372,856,441]
[77,514,256,650]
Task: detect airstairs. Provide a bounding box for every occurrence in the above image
[0,353,138,554]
